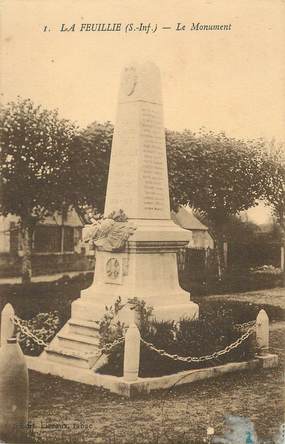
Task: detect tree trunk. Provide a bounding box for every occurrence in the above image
[223,241,228,270]
[20,222,34,286]
[280,218,285,286]
[215,232,226,281]
[281,236,285,287]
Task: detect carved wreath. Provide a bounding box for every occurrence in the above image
[83,210,136,252]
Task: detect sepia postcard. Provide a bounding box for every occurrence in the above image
[0,0,285,443]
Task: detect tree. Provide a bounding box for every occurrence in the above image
[261,142,285,275]
[73,121,113,214]
[0,97,79,284]
[166,129,266,278]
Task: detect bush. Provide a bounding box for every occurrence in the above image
[95,296,126,348]
[1,273,92,324]
[98,299,255,378]
[187,267,283,297]
[16,311,61,356]
[249,265,281,275]
[199,299,284,324]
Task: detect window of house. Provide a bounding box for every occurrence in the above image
[63,226,74,252]
[10,222,19,254]
[33,225,76,253]
[34,226,62,252]
[74,227,82,249]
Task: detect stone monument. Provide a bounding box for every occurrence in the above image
[43,61,198,369]
[74,61,198,319]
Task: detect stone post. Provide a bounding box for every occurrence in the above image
[256,309,269,355]
[123,308,141,382]
[0,303,15,347]
[0,337,29,442]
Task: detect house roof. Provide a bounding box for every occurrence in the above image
[42,207,84,227]
[171,206,208,231]
[2,207,85,228]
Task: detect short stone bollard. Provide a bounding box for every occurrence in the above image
[0,303,15,347]
[256,309,269,355]
[123,309,141,382]
[0,336,29,442]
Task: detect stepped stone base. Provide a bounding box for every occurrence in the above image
[41,318,107,371]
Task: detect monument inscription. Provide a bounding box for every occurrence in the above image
[139,102,168,216]
[104,62,170,220]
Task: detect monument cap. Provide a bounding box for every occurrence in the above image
[118,61,163,105]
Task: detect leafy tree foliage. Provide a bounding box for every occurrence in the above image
[262,143,285,229]
[75,123,269,278]
[0,97,79,283]
[166,129,266,277]
[1,98,273,285]
[261,142,285,272]
[73,121,113,214]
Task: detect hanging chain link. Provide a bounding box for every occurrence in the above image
[12,315,48,347]
[100,336,125,354]
[11,313,256,363]
[12,314,125,352]
[235,320,256,330]
[141,323,256,363]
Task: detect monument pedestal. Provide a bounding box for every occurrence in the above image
[42,220,198,371]
[72,219,198,322]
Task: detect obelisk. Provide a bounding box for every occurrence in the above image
[73,61,198,321]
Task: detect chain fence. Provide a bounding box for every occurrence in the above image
[100,336,125,355]
[141,324,255,363]
[12,315,48,347]
[235,320,256,330]
[11,314,256,364]
[11,314,125,357]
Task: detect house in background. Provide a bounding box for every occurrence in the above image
[0,208,94,278]
[171,206,215,285]
[171,206,214,249]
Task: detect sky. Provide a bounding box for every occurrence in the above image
[1,0,284,223]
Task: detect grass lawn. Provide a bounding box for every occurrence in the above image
[21,326,284,444]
